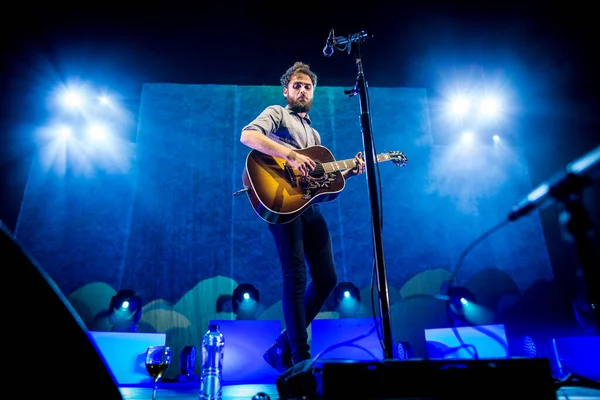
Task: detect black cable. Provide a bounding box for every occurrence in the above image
[470,323,510,356]
[399,220,512,359]
[440,343,479,359]
[450,326,479,359]
[370,260,385,352]
[554,373,600,390]
[311,305,393,368]
[446,218,511,288]
[313,341,383,365]
[401,293,510,359]
[370,182,386,353]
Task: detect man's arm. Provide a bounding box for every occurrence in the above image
[240,129,296,161]
[342,169,356,179]
[241,129,316,177]
[241,106,293,160]
[240,105,316,176]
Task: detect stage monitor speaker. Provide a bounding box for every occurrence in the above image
[277,357,556,400]
[1,221,122,398]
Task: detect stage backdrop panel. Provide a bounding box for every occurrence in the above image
[14,83,554,374]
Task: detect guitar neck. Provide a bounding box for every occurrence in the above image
[322,153,393,173]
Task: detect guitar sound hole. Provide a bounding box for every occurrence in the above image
[308,163,325,178]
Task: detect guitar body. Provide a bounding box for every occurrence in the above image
[242,145,346,224]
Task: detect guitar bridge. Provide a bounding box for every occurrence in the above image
[284,163,297,188]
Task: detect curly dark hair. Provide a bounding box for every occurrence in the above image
[280,62,318,88]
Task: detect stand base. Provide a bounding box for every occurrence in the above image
[276,358,555,400]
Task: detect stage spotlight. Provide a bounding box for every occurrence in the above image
[58,126,72,139]
[479,96,502,118]
[460,130,474,144]
[334,282,360,305]
[333,282,361,318]
[61,89,84,109]
[108,289,142,332]
[232,283,260,320]
[449,95,470,116]
[87,124,109,141]
[446,286,476,326]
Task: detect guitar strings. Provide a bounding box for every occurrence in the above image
[309,163,326,176]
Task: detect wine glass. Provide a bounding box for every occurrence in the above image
[145,345,172,400]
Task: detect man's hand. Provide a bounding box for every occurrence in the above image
[345,151,365,178]
[287,150,317,177]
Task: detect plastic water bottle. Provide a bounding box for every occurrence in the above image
[199,324,224,400]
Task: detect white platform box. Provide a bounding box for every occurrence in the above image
[424,324,509,359]
[89,331,166,385]
[310,318,384,361]
[209,320,282,384]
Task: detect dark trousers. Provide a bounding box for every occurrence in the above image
[268,206,338,363]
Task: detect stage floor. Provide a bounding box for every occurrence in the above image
[120,383,278,399]
[119,384,599,399]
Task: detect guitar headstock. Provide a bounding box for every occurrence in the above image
[388,151,408,167]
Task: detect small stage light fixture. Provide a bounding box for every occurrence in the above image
[333,282,361,318]
[232,283,260,320]
[446,286,476,326]
[109,289,142,332]
[333,282,360,306]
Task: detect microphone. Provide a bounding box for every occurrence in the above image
[322,29,335,57]
[508,145,600,222]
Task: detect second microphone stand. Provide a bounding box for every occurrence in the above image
[556,175,600,330]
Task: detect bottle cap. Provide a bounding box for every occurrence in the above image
[208,324,219,331]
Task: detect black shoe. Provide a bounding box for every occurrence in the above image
[263,342,293,373]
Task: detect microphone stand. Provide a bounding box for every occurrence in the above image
[334,30,394,359]
[557,189,600,330]
[551,154,600,330]
[510,145,600,330]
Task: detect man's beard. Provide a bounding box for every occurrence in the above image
[287,97,312,113]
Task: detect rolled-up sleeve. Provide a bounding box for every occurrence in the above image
[242,105,283,136]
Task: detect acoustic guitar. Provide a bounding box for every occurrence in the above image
[237,145,408,224]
